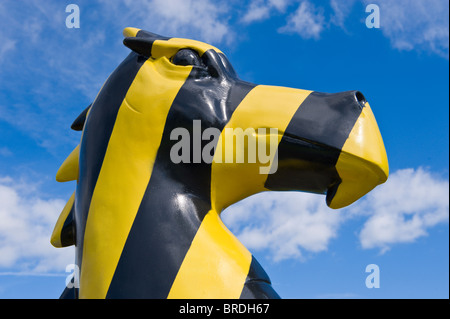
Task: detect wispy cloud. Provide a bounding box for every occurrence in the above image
[100,0,233,44]
[223,168,449,261]
[241,0,290,24]
[241,0,449,57]
[355,168,449,253]
[361,0,449,58]
[151,0,231,44]
[0,38,15,63]
[0,147,13,157]
[329,0,357,30]
[278,1,325,39]
[0,1,115,154]
[330,0,449,58]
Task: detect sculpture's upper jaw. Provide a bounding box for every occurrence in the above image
[264,90,388,209]
[326,100,389,209]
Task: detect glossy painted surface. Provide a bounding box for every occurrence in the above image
[52,27,388,299]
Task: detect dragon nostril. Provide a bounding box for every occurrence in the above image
[355,91,367,108]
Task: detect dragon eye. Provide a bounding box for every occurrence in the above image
[172,49,202,66]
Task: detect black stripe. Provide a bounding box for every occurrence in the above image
[71,104,91,131]
[59,286,78,299]
[240,256,281,299]
[106,57,255,298]
[136,30,170,40]
[265,91,363,194]
[75,52,146,269]
[60,203,75,247]
[283,91,363,152]
[123,31,171,57]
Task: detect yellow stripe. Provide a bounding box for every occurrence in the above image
[122,27,140,38]
[56,145,79,182]
[211,85,312,213]
[331,103,389,209]
[50,191,75,248]
[168,210,251,299]
[169,85,311,298]
[79,57,192,299]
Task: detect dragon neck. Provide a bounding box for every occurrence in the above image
[73,52,261,298]
[77,163,252,298]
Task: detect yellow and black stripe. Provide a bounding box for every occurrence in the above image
[52,28,388,299]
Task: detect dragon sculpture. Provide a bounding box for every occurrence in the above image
[51,28,388,299]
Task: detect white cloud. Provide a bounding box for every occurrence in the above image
[106,0,232,44]
[151,0,230,44]
[330,0,356,29]
[0,38,15,63]
[355,168,449,252]
[0,1,116,155]
[363,0,449,58]
[332,0,449,58]
[241,0,290,24]
[278,1,325,39]
[222,191,342,262]
[0,147,13,157]
[241,1,272,24]
[0,178,73,274]
[222,168,449,261]
[275,0,449,57]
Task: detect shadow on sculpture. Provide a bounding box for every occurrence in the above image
[51,28,389,299]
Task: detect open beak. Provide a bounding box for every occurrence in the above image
[327,102,389,209]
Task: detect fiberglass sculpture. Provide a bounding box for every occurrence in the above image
[51,28,388,299]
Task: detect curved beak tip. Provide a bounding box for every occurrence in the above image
[327,102,389,210]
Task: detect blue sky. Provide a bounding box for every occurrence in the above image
[0,0,448,299]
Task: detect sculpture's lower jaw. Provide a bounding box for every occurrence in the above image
[326,102,389,209]
[326,152,388,209]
